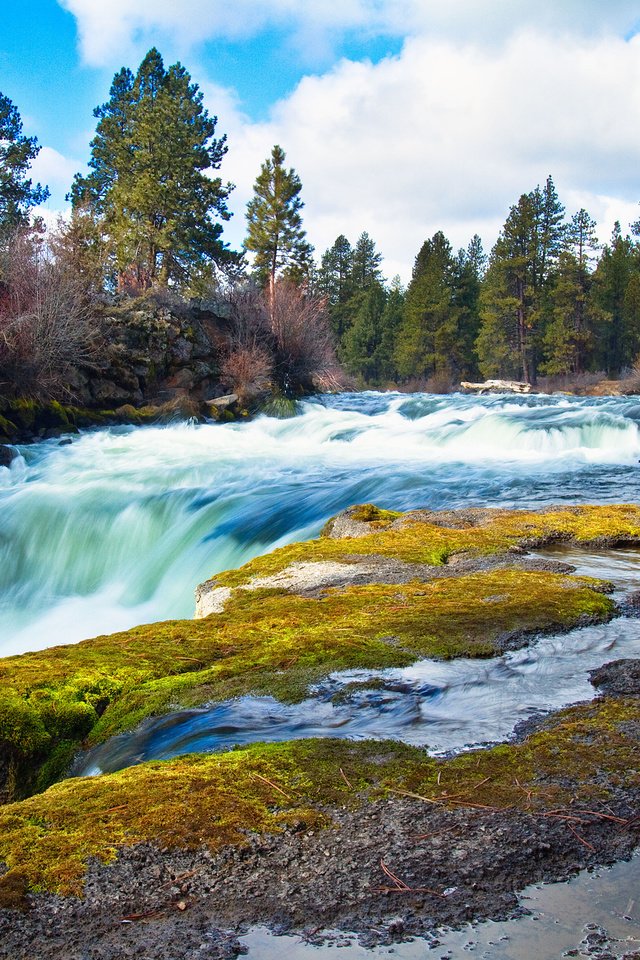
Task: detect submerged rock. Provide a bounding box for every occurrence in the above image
[0,445,17,468]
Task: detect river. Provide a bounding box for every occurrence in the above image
[3,390,640,957]
[2,391,640,658]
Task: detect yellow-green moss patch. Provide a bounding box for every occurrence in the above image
[1,691,638,898]
[215,503,640,588]
[0,569,612,782]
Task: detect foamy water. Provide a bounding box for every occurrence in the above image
[1,391,640,656]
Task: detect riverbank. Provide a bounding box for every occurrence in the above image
[2,501,640,956]
[0,292,307,449]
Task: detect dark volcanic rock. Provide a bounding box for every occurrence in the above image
[590,658,640,696]
[0,445,17,468]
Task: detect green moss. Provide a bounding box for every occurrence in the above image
[348,503,403,526]
[1,691,638,898]
[0,567,613,796]
[0,414,18,439]
[0,504,630,799]
[215,503,640,588]
[0,868,30,912]
[0,739,412,896]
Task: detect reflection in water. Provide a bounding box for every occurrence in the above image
[239,854,640,959]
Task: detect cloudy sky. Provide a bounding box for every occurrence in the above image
[2,1,640,280]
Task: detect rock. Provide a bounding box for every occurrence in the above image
[0,445,17,468]
[168,368,197,391]
[590,658,640,696]
[206,394,238,411]
[91,379,138,405]
[170,337,193,364]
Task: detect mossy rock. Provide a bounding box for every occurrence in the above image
[1,501,629,802]
[0,687,638,898]
[216,503,640,588]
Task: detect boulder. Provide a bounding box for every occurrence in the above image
[0,445,17,468]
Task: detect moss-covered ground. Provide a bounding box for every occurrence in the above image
[0,564,613,799]
[0,689,637,901]
[216,503,640,586]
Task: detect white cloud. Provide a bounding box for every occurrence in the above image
[214,30,640,280]
[30,146,79,193]
[58,0,640,67]
[51,2,640,280]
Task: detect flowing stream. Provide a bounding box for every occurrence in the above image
[2,391,640,658]
[73,548,640,775]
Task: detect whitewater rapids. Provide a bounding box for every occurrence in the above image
[1,391,640,657]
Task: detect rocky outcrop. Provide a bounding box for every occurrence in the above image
[76,294,228,410]
[0,295,256,443]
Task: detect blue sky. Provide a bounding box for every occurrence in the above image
[1,1,640,280]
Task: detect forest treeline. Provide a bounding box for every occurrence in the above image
[1,47,640,404]
[317,180,640,388]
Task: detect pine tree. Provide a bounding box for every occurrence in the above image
[592,223,640,374]
[541,209,600,375]
[350,232,384,291]
[477,178,565,383]
[450,245,483,378]
[340,282,388,383]
[70,49,234,291]
[0,92,49,230]
[395,231,457,380]
[244,145,314,296]
[316,234,355,339]
[317,235,353,304]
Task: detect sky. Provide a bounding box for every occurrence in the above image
[1,0,640,282]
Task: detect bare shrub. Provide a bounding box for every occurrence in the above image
[269,280,342,393]
[423,371,455,394]
[0,229,102,401]
[218,280,344,398]
[221,343,273,400]
[536,371,608,395]
[220,285,273,400]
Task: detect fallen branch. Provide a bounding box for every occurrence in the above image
[567,823,596,852]
[339,768,353,790]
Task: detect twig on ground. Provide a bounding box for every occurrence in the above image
[253,773,292,800]
[339,768,353,789]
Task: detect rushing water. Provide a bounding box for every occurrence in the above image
[2,391,640,658]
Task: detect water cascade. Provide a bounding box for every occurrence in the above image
[2,392,640,658]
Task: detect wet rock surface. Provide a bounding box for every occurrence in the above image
[0,445,17,468]
[591,658,640,696]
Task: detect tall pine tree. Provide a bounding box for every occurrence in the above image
[70,49,233,291]
[541,209,600,375]
[0,92,49,230]
[477,177,565,383]
[245,145,313,297]
[592,223,640,374]
[395,231,459,380]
